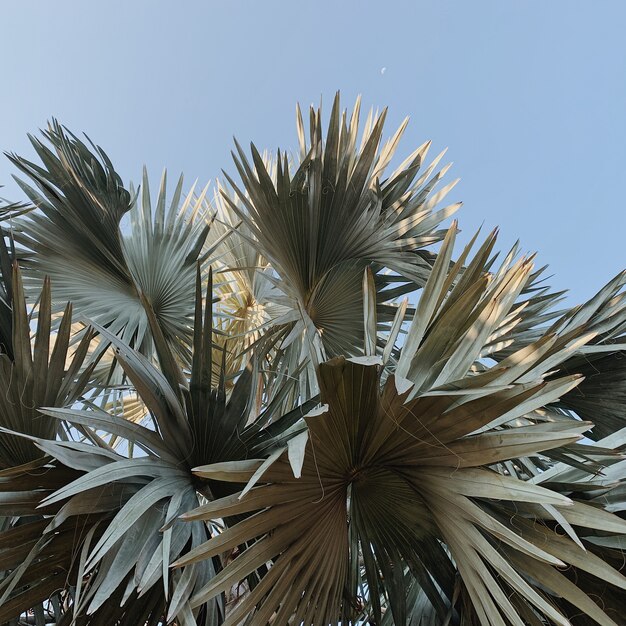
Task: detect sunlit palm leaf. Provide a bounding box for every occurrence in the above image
[206,180,290,388]
[221,93,460,368]
[481,252,626,440]
[410,232,626,445]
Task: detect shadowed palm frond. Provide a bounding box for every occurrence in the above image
[0,192,32,221]
[557,347,626,439]
[0,269,316,625]
[0,231,15,360]
[0,263,95,466]
[0,247,99,624]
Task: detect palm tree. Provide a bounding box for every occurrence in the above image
[0,94,625,626]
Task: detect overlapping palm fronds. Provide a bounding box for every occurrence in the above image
[0,269,316,625]
[558,348,626,440]
[0,234,98,625]
[0,191,31,222]
[547,274,626,440]
[492,273,626,442]
[204,180,290,391]
[180,226,626,626]
[473,244,626,441]
[0,97,625,626]
[0,235,95,465]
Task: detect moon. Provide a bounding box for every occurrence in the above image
[380,67,387,75]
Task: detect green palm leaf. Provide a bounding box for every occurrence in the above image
[8,123,213,368]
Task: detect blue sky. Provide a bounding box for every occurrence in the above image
[1,1,625,305]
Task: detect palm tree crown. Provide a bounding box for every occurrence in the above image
[0,94,625,626]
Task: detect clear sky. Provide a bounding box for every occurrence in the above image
[1,1,625,305]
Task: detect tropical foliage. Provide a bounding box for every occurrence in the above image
[0,94,625,626]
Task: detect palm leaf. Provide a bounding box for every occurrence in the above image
[8,123,213,369]
[220,93,459,369]
[0,260,98,624]
[182,229,626,626]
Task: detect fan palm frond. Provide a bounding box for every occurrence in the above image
[557,348,626,440]
[221,93,459,370]
[0,230,15,360]
[422,235,626,444]
[206,180,290,388]
[0,240,98,624]
[8,123,213,367]
[0,259,95,465]
[0,190,31,220]
[180,227,626,626]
